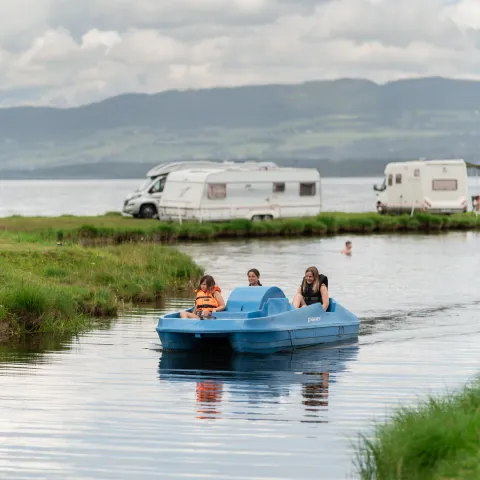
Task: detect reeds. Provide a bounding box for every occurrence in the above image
[355,379,480,480]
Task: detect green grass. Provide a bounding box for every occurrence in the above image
[356,379,480,480]
[0,212,478,246]
[0,244,202,338]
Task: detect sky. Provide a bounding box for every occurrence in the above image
[0,0,479,107]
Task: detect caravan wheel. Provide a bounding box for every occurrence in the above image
[251,215,263,222]
[263,215,273,221]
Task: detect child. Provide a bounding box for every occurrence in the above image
[180,275,226,319]
[341,241,352,256]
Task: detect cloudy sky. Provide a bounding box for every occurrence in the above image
[0,0,479,107]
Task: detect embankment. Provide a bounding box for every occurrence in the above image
[0,212,479,245]
[0,243,202,339]
[356,379,480,480]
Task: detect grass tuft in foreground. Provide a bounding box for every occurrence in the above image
[356,379,480,480]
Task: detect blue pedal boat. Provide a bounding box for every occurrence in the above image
[156,286,359,354]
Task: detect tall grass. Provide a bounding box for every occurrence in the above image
[0,244,203,338]
[356,379,480,480]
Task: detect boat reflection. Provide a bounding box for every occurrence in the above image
[158,341,359,423]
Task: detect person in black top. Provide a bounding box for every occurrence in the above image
[292,266,329,310]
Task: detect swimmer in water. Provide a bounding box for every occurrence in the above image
[341,241,352,255]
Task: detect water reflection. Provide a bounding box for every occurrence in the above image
[158,341,359,424]
[301,372,330,423]
[196,380,224,420]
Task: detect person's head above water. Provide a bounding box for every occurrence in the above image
[197,275,216,293]
[342,241,352,255]
[302,266,320,292]
[247,268,262,286]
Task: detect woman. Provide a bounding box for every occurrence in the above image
[247,268,262,286]
[180,275,226,319]
[292,266,329,310]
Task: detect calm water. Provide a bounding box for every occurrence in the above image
[1,233,480,479]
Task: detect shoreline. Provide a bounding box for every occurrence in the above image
[0,242,202,341]
[0,212,478,245]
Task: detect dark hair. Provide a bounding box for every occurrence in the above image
[248,268,262,286]
[346,241,352,246]
[197,275,216,293]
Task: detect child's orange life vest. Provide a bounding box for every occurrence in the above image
[195,285,221,313]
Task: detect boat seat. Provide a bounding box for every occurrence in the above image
[326,298,336,313]
[263,298,293,315]
[226,286,287,313]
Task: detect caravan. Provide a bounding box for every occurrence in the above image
[122,160,278,218]
[158,166,322,222]
[374,159,468,214]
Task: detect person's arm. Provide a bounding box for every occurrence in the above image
[213,292,226,312]
[320,284,329,310]
[193,299,198,314]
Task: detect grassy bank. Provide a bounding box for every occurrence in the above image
[356,379,480,480]
[0,212,479,245]
[0,244,202,339]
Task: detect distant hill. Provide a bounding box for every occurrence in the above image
[2,76,480,178]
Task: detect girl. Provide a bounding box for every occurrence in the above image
[180,275,226,319]
[292,266,329,310]
[247,268,262,286]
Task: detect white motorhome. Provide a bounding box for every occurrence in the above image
[158,167,322,222]
[122,160,278,218]
[374,159,468,214]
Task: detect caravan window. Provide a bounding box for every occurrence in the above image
[273,182,285,193]
[207,183,227,199]
[432,179,457,191]
[300,183,316,196]
[414,169,420,177]
[395,174,402,184]
[388,175,393,186]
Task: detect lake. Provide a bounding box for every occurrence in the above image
[1,232,480,479]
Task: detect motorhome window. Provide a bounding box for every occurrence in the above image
[208,183,227,199]
[150,177,166,193]
[414,169,420,177]
[395,174,402,184]
[432,179,458,191]
[300,183,316,196]
[388,175,393,186]
[273,182,285,193]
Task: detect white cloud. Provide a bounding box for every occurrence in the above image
[0,0,479,106]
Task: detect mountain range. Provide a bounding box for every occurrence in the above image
[2,76,480,178]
